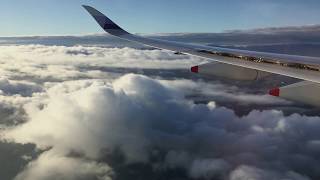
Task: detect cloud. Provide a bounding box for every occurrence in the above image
[0,44,286,109]
[160,79,290,106]
[189,158,231,179]
[0,44,317,180]
[0,45,203,76]
[229,165,310,180]
[226,25,320,35]
[0,78,42,97]
[2,74,319,180]
[14,150,113,180]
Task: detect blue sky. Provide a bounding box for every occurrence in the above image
[0,0,320,36]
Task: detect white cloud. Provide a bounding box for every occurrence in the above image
[0,45,292,106]
[230,165,310,180]
[2,74,318,179]
[0,45,317,180]
[15,150,113,180]
[0,45,203,75]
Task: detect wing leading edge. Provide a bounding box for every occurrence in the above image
[83,5,320,84]
[83,6,320,83]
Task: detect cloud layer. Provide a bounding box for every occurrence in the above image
[0,45,318,180]
[1,74,318,180]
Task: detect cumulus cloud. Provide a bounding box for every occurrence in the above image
[1,74,319,180]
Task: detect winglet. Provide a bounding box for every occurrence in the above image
[82,5,128,36]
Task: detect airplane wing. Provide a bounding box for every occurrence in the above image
[83,5,320,106]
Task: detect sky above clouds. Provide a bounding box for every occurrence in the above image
[0,0,320,36]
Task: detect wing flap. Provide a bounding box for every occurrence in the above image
[191,62,271,81]
[269,81,320,106]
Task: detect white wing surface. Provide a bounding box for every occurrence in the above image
[83,5,320,106]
